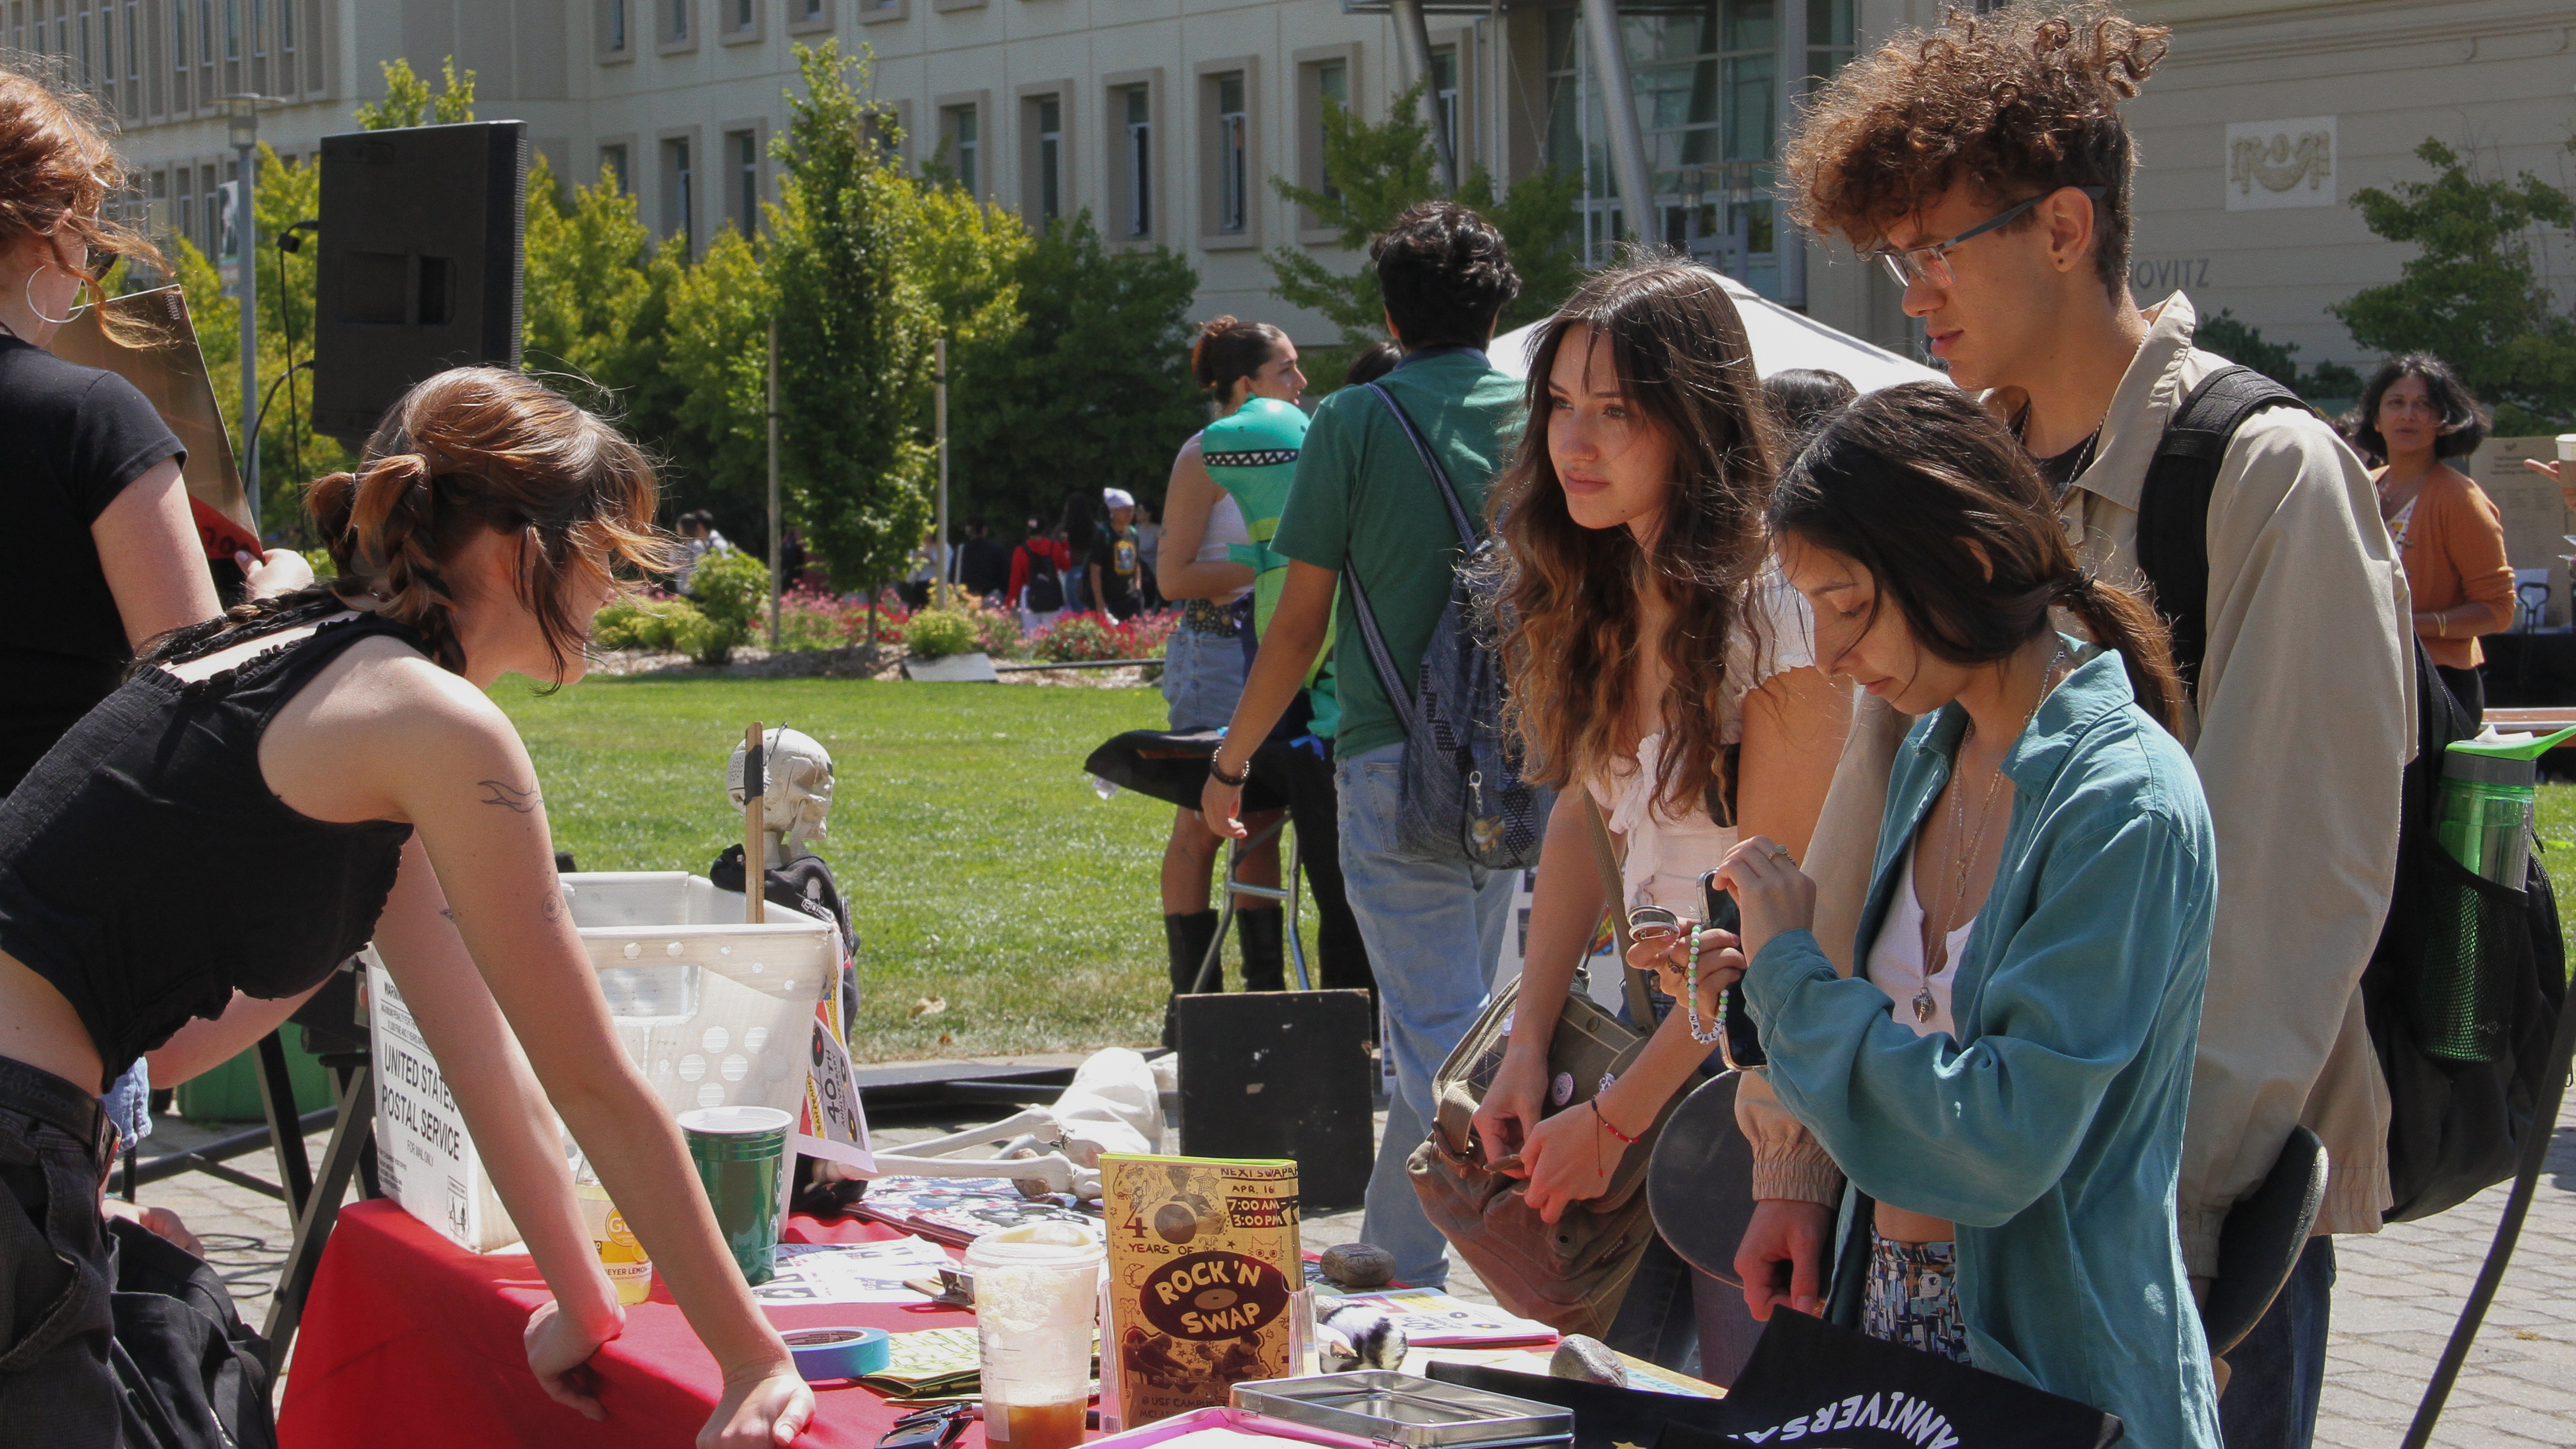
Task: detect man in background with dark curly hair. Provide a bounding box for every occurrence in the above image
[1732,6,2411,1445]
[1201,202,1525,1291]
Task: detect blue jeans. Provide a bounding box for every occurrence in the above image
[1336,742,1514,1289]
[2219,1236,2334,1449]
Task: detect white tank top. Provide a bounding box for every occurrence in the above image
[1863,845,1973,1039]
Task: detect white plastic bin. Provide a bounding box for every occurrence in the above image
[369,871,836,1252]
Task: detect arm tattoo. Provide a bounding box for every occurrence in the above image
[478,780,541,813]
[438,906,458,923]
[542,892,564,922]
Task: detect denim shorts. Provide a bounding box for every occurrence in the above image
[1161,624,1249,732]
[0,1055,121,1447]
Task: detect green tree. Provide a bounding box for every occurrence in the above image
[949,211,1204,527]
[353,57,476,130]
[1265,83,1584,346]
[2332,138,2576,434]
[2192,308,2363,403]
[173,144,353,543]
[769,41,940,591]
[657,225,777,541]
[521,152,680,456]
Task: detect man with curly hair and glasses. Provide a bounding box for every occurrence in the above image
[1732,6,2411,1445]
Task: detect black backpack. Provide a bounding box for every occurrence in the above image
[1020,543,1065,613]
[2132,364,2571,1224]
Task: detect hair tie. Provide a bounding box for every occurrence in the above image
[2061,570,2099,601]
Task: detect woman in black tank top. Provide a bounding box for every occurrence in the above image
[0,367,815,1446]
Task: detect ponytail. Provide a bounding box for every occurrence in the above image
[135,367,673,687]
[2058,571,2186,735]
[1190,315,1288,401]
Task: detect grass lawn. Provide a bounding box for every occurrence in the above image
[499,670,2576,1066]
[495,676,1190,1062]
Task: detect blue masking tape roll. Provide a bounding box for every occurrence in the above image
[783,1325,892,1382]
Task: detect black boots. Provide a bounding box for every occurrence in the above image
[1237,907,1287,993]
[1162,910,1220,1048]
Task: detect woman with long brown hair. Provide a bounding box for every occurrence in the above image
[1468,261,1850,1374]
[0,368,810,1447]
[1709,383,2219,1445]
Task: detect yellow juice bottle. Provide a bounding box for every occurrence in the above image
[576,1177,654,1306]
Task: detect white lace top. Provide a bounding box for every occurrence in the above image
[1584,575,1817,915]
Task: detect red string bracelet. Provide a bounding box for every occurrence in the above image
[1591,1098,1640,1145]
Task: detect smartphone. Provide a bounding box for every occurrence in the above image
[1700,869,1765,1071]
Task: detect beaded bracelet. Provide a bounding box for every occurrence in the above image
[1591,1097,1639,1145]
[1684,925,1723,1045]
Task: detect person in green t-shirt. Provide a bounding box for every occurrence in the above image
[1199,201,1526,1291]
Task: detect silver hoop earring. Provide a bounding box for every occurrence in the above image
[25,266,95,327]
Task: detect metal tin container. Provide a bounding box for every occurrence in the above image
[1231,1371,1575,1449]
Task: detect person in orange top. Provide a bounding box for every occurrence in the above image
[2351,354,2514,717]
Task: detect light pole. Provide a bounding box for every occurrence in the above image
[228,94,261,529]
[934,335,949,607]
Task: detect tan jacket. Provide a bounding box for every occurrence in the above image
[1739,294,2415,1277]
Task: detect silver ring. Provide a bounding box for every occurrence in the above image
[1769,845,1793,863]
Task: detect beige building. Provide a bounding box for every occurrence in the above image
[13,0,2570,366]
[2122,0,2576,393]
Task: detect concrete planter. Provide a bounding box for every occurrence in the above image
[901,651,1000,683]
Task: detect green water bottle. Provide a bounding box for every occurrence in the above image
[2418,726,2576,1061]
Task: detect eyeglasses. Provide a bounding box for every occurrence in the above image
[1868,186,2109,290]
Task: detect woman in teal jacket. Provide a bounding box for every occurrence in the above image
[1706,384,2221,1447]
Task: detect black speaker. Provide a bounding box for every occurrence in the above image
[1175,989,1375,1212]
[312,121,527,444]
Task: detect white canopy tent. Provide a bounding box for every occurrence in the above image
[1485,267,1946,394]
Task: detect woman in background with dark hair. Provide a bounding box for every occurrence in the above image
[1149,317,1294,1023]
[1761,367,1857,458]
[1711,382,2219,1446]
[1344,340,1402,389]
[2348,353,2512,717]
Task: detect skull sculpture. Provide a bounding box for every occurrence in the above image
[726,726,836,864]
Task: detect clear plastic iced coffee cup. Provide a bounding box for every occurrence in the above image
[965,1223,1103,1449]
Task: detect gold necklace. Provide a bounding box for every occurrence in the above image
[1914,644,2072,1023]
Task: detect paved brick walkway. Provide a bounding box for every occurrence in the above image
[2314,1093,2576,1448]
[137,1068,2575,1441]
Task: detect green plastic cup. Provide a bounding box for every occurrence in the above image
[677,1105,792,1285]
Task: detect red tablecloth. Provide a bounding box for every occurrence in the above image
[278,1199,992,1449]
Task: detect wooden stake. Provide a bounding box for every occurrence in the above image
[743,722,767,925]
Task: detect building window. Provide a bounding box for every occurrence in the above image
[171,1,189,111]
[732,0,752,31]
[662,137,693,252]
[942,105,979,194]
[1035,95,1062,223]
[728,129,759,235]
[223,0,236,59]
[1214,72,1247,234]
[665,0,688,44]
[797,0,823,17]
[603,0,629,52]
[1548,1,1793,286]
[1119,86,1150,238]
[1300,57,1347,204]
[601,143,630,193]
[1805,0,1854,82]
[1430,45,1458,172]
